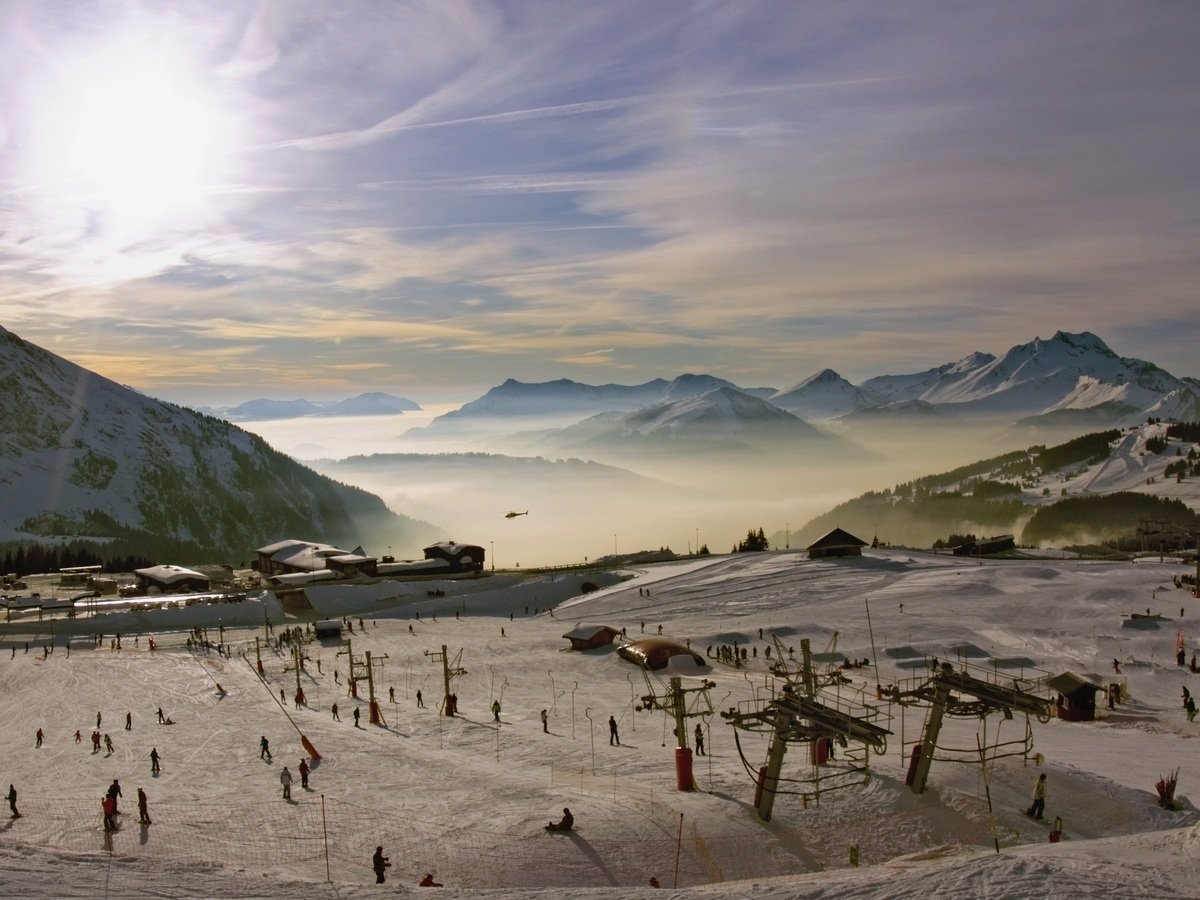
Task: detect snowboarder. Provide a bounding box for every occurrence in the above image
[373,846,391,884]
[156,707,165,724]
[1112,658,1121,674]
[298,759,310,789]
[280,766,293,800]
[260,736,272,761]
[331,703,340,721]
[6,785,17,818]
[609,716,620,746]
[1184,686,1192,708]
[541,709,549,733]
[1187,696,1197,723]
[137,787,150,825]
[74,730,81,744]
[1027,773,1046,819]
[546,807,574,832]
[35,728,43,748]
[694,723,705,756]
[150,747,161,774]
[492,699,501,723]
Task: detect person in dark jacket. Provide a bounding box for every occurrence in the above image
[546,807,574,831]
[372,846,391,883]
[137,787,151,824]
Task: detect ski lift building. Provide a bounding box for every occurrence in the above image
[1046,671,1103,722]
[806,528,868,560]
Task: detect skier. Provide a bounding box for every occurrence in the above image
[389,686,395,703]
[1112,658,1121,674]
[492,699,501,723]
[694,723,705,756]
[156,707,165,724]
[102,794,117,831]
[298,759,310,789]
[541,709,549,733]
[280,766,293,800]
[150,747,161,774]
[546,807,574,832]
[6,784,18,818]
[372,846,391,884]
[74,730,81,744]
[609,716,620,746]
[1187,696,1197,723]
[35,728,43,748]
[107,779,122,813]
[104,734,114,754]
[416,689,425,708]
[260,736,272,761]
[331,703,340,721]
[96,711,102,729]
[137,787,151,825]
[353,707,361,728]
[125,711,132,731]
[1027,773,1046,820]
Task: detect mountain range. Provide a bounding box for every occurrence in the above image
[406,332,1200,451]
[0,326,435,561]
[201,392,421,422]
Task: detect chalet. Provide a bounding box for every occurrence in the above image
[953,535,1016,557]
[134,565,210,594]
[562,624,621,652]
[807,528,868,560]
[1046,671,1104,722]
[255,540,356,576]
[314,620,343,640]
[421,542,486,574]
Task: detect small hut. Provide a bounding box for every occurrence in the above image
[806,528,868,560]
[562,624,620,651]
[1046,671,1103,722]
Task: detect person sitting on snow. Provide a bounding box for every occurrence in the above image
[419,872,443,887]
[546,807,574,832]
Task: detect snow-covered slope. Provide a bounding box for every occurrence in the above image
[1,550,1199,897]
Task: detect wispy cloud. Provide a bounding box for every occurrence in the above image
[1,1,1198,403]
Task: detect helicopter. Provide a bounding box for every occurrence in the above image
[504,510,528,519]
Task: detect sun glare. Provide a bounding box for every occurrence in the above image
[24,33,237,272]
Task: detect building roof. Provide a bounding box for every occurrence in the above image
[563,624,619,641]
[807,528,868,550]
[1046,671,1103,695]
[134,565,209,586]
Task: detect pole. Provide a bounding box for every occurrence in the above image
[673,812,684,888]
[321,794,331,881]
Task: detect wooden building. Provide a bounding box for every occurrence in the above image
[807,528,868,560]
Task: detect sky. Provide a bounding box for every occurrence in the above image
[1,1,1198,407]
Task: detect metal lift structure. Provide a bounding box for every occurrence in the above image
[636,670,716,791]
[889,659,1052,794]
[721,637,892,821]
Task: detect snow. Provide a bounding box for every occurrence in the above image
[2,549,1200,897]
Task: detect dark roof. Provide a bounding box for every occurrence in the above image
[1046,671,1103,695]
[807,528,868,550]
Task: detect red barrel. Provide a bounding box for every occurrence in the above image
[674,747,695,791]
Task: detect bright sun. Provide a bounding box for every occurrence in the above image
[25,34,236,261]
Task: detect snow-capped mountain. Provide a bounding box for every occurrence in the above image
[856,332,1200,426]
[424,375,776,425]
[525,387,847,459]
[770,369,882,420]
[0,326,433,559]
[208,392,421,421]
[860,352,996,404]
